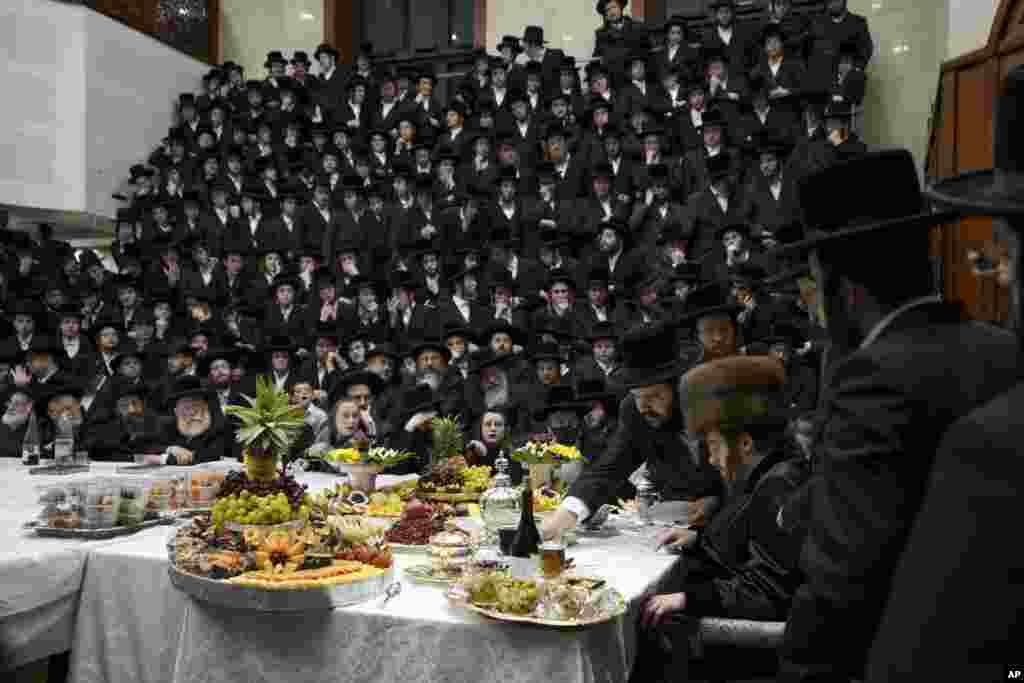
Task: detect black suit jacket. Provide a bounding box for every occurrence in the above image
[780,306,1023,681]
[567,388,722,516]
[593,17,652,88]
[865,382,1024,683]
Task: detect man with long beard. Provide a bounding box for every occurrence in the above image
[542,323,722,541]
[865,65,1024,683]
[157,376,227,465]
[84,380,159,462]
[0,387,34,458]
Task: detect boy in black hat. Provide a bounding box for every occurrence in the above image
[688,152,746,259]
[593,0,652,90]
[749,23,806,108]
[542,322,722,541]
[701,0,752,76]
[438,265,489,336]
[574,320,623,386]
[263,272,306,342]
[772,150,1021,682]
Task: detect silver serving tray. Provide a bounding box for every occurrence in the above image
[25,515,175,539]
[168,564,397,612]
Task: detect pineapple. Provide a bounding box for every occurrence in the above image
[224,377,306,481]
[427,416,467,489]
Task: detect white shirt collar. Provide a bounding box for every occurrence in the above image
[860,296,942,350]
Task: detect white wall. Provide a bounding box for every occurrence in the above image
[0,0,88,212]
[488,0,626,65]
[82,8,209,219]
[947,0,998,59]
[220,0,323,80]
[1,0,208,219]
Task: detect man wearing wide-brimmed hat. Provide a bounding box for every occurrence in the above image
[772,148,1024,682]
[593,0,651,90]
[865,65,1024,682]
[632,354,807,683]
[155,375,227,465]
[542,322,723,541]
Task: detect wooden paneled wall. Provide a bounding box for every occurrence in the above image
[929,0,1024,321]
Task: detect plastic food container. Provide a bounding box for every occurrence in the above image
[82,504,118,529]
[117,483,147,526]
[188,469,225,508]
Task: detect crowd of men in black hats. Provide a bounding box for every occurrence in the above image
[0,0,873,469]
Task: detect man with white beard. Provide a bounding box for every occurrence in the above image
[0,387,34,458]
[465,351,528,439]
[156,376,227,465]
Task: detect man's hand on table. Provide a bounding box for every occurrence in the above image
[541,508,578,541]
[167,446,195,465]
[639,593,687,628]
[686,496,719,527]
[654,526,698,552]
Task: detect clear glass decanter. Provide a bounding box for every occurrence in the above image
[479,451,521,546]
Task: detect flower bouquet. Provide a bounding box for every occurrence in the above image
[510,435,584,490]
[320,447,415,492]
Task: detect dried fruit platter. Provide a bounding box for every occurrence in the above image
[169,563,397,611]
[462,590,627,628]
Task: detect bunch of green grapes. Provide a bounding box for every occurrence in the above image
[460,465,493,493]
[211,491,310,527]
[496,579,540,615]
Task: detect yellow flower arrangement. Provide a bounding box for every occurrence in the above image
[511,441,583,465]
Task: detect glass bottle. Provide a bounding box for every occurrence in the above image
[636,478,659,525]
[479,451,520,546]
[509,486,541,558]
[54,415,74,468]
[21,410,40,466]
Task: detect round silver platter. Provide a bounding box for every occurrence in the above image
[168,564,397,612]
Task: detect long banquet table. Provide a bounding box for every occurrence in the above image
[0,461,678,682]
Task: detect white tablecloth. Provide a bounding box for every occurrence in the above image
[0,460,678,681]
[68,524,674,683]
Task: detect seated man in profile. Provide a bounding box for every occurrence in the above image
[630,355,809,683]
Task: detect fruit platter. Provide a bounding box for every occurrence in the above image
[312,483,410,518]
[168,514,396,611]
[446,572,627,629]
[383,498,464,550]
[170,379,396,610]
[416,416,493,502]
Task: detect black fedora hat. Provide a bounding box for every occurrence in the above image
[676,281,743,327]
[523,26,547,45]
[366,342,401,363]
[328,369,384,405]
[774,149,958,257]
[483,319,527,347]
[534,385,587,421]
[264,334,297,355]
[576,377,618,405]
[497,35,524,54]
[926,64,1024,218]
[314,43,339,61]
[166,375,214,405]
[197,347,238,377]
[291,50,312,66]
[596,0,629,16]
[468,349,514,374]
[399,384,443,419]
[442,324,478,346]
[409,338,452,363]
[264,51,287,68]
[616,323,687,389]
[587,320,619,342]
[530,341,563,364]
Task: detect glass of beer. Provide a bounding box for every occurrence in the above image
[539,542,566,579]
